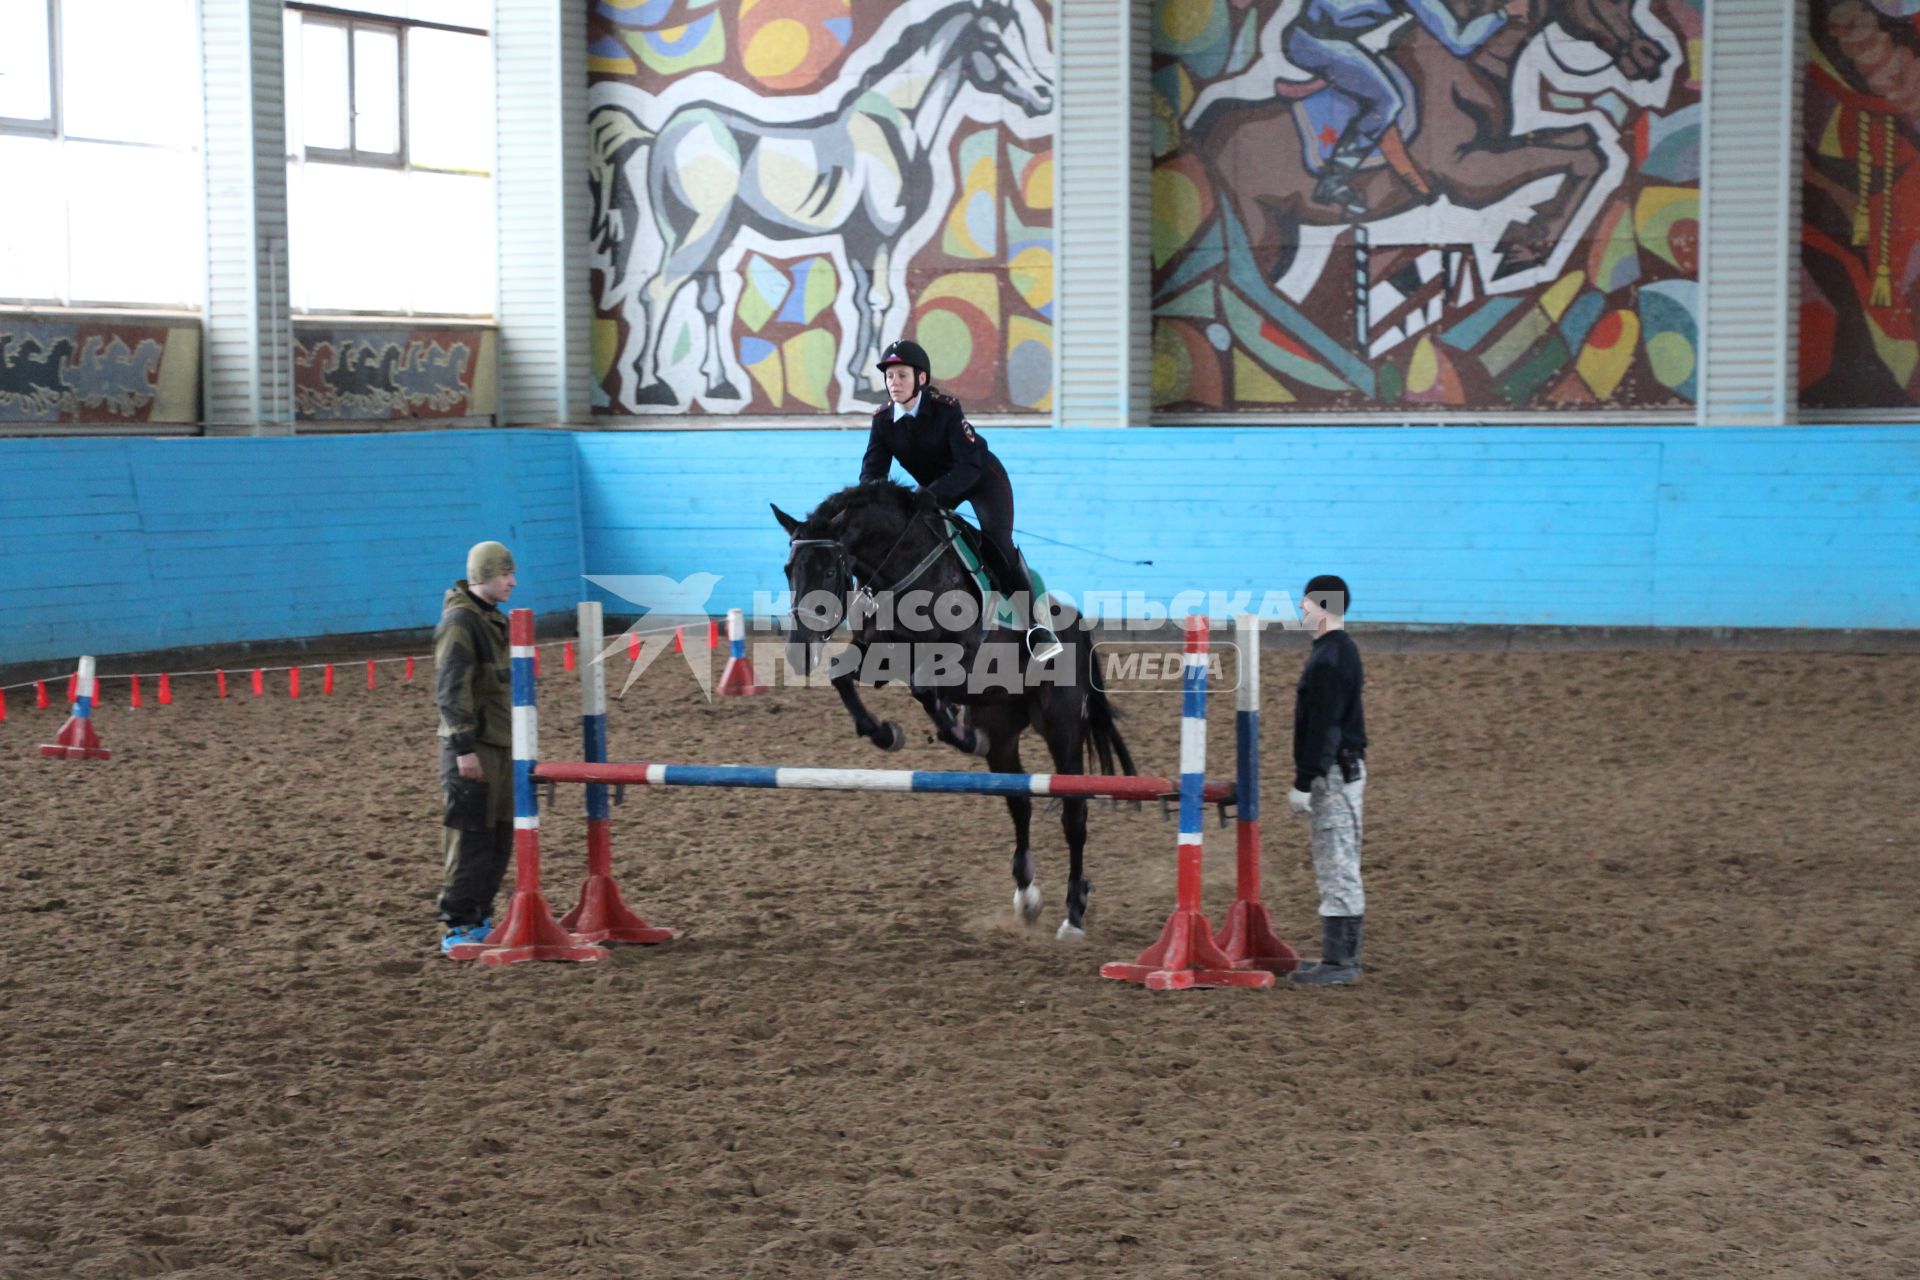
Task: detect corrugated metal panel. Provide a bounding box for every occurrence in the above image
[1699,0,1801,425]
[1055,0,1148,428]
[493,0,590,427]
[200,0,292,435]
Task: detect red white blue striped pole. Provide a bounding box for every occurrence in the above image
[558,602,675,945]
[473,608,603,966]
[1102,616,1274,990]
[715,607,766,696]
[531,761,1232,803]
[39,655,111,760]
[1213,614,1299,972]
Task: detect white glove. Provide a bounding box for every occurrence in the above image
[1288,787,1313,817]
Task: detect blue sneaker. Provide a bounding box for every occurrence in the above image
[439,923,489,955]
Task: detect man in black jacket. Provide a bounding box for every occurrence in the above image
[1287,573,1369,985]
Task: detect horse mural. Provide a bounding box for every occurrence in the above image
[590,0,1054,412]
[1167,0,1681,367]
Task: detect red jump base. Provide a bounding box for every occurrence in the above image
[1101,907,1276,990]
[1212,899,1299,974]
[715,657,766,696]
[39,715,111,761]
[478,889,606,965]
[559,874,677,945]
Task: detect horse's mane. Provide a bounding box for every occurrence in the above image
[803,479,917,531]
[851,4,1001,97]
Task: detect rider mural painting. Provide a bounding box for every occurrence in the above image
[1286,0,1521,214]
[859,339,1062,662]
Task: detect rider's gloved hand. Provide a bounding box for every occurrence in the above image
[914,486,947,511]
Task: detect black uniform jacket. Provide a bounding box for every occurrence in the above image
[858,389,993,505]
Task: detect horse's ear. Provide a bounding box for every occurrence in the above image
[771,504,802,535]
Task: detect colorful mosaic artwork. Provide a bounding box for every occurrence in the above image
[1802,0,1920,408]
[0,316,199,424]
[292,328,495,422]
[588,0,1056,415]
[1150,0,1702,413]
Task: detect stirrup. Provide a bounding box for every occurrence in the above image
[1026,626,1063,663]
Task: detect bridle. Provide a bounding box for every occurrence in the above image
[786,509,956,620]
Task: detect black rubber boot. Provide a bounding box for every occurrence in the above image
[1289,915,1363,986]
[1312,137,1372,217]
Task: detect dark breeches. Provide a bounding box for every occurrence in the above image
[961,457,1018,578]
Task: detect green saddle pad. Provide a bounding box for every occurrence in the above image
[939,513,1047,633]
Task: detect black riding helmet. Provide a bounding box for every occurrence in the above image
[876,339,931,382]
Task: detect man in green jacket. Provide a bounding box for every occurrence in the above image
[434,541,517,954]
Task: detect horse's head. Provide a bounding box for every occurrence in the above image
[959,1,1054,118]
[1547,0,1669,82]
[773,483,920,672]
[773,502,854,675]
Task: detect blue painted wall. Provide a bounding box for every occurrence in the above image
[2,425,1915,665]
[0,432,582,663]
[579,426,1920,629]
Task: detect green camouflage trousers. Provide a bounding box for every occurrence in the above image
[1308,760,1366,917]
[437,739,513,926]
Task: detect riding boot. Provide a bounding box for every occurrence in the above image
[1289,915,1363,986]
[1312,135,1373,217]
[1013,548,1063,663]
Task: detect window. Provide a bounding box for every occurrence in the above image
[0,0,201,308]
[284,2,494,317]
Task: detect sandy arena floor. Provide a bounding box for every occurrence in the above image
[2,639,1917,1278]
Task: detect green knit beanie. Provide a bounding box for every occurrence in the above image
[466,541,516,582]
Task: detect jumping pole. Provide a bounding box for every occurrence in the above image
[468,608,604,966]
[1100,616,1275,990]
[1212,614,1299,973]
[558,601,676,945]
[39,657,110,760]
[715,607,766,696]
[533,761,1235,803]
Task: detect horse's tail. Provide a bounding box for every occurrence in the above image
[1078,622,1136,778]
[588,104,655,165]
[587,105,656,256]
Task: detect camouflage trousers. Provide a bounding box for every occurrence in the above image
[1308,759,1366,917]
[437,739,514,926]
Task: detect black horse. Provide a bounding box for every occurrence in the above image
[772,482,1134,938]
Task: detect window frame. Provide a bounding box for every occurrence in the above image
[296,12,407,169]
[286,1,489,175]
[0,0,202,310]
[284,1,495,317]
[0,0,57,135]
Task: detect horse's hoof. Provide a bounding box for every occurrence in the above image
[966,727,992,758]
[875,721,905,751]
[1055,920,1086,941]
[1014,882,1042,924]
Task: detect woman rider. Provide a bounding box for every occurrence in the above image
[858,338,1061,661]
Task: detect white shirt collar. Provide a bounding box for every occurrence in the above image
[892,392,921,422]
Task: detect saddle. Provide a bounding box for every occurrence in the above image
[935,511,1047,635]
